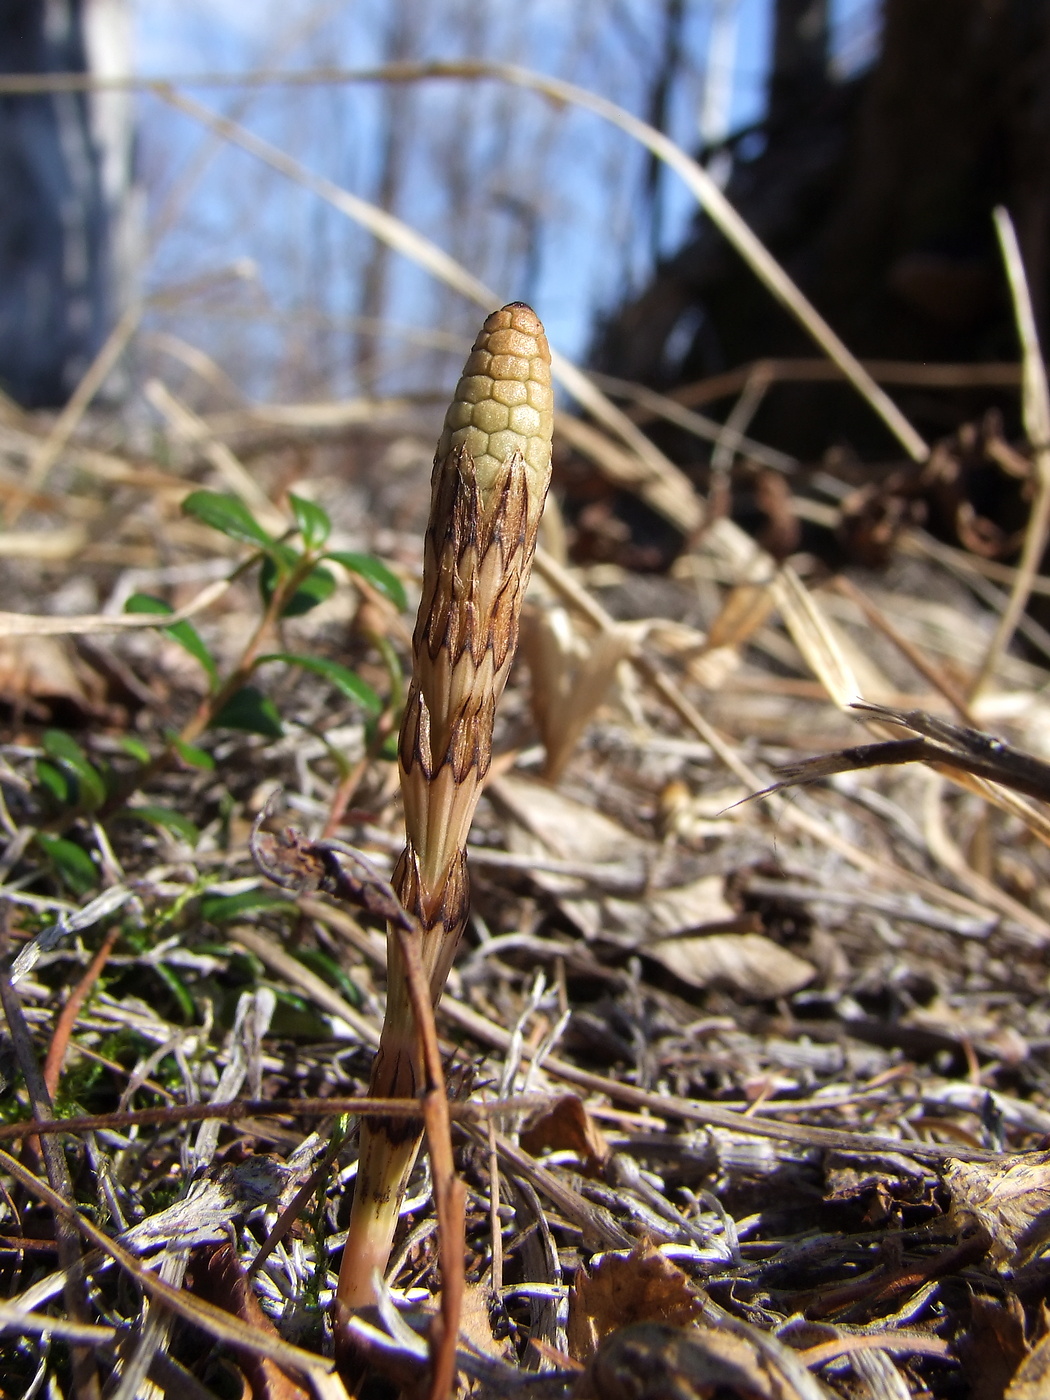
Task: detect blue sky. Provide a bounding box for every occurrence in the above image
[130,1,877,398]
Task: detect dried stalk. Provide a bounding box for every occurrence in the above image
[335,304,553,1324]
[968,207,1050,701]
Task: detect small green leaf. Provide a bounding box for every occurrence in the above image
[289,493,331,549]
[125,594,171,617]
[293,947,363,1007]
[182,490,273,548]
[326,551,407,611]
[152,962,196,1023]
[201,890,292,923]
[284,565,336,617]
[212,686,283,739]
[118,736,151,765]
[168,733,215,770]
[258,653,382,716]
[43,729,89,767]
[260,556,336,617]
[269,987,331,1040]
[42,731,106,809]
[36,760,71,805]
[36,834,97,895]
[125,594,218,686]
[118,805,199,845]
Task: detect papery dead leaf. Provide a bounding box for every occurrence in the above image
[604,874,738,942]
[946,1152,1050,1272]
[0,634,109,718]
[492,772,650,873]
[567,1241,704,1364]
[456,1281,515,1364]
[959,1294,1030,1400]
[648,932,814,999]
[1006,1328,1050,1400]
[490,775,746,946]
[520,1095,611,1176]
[574,1320,811,1400]
[522,603,644,783]
[193,1242,309,1400]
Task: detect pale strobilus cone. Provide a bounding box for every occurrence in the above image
[335,303,554,1321]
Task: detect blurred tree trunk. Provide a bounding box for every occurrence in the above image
[354,0,420,390]
[0,0,133,408]
[769,0,829,126]
[591,0,1050,462]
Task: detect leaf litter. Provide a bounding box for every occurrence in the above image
[2,314,1050,1399]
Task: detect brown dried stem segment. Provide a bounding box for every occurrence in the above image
[337,303,553,1318]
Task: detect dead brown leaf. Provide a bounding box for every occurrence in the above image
[0,633,109,719]
[607,874,739,940]
[648,932,815,999]
[959,1294,1030,1400]
[945,1152,1050,1271]
[193,1242,309,1400]
[573,1320,809,1400]
[491,776,757,947]
[567,1241,705,1364]
[521,603,644,783]
[520,1095,611,1176]
[456,1282,515,1364]
[1006,1329,1050,1400]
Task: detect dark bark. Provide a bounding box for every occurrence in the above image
[769,0,829,127]
[590,0,1050,463]
[0,0,109,407]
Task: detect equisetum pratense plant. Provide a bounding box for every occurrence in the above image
[336,303,554,1317]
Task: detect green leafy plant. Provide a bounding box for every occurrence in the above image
[128,489,404,755]
[25,490,405,901]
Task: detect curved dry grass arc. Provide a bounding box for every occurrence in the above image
[156,86,698,534]
[33,58,928,464]
[354,59,928,462]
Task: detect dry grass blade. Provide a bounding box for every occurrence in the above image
[768,702,1050,875]
[0,1147,336,1378]
[155,84,684,531]
[589,369,796,474]
[0,527,88,560]
[553,413,702,533]
[144,378,286,533]
[0,1303,116,1346]
[336,304,553,1337]
[0,577,229,638]
[969,207,1050,701]
[0,1094,549,1147]
[230,923,381,1046]
[832,575,975,720]
[1,61,927,461]
[774,568,861,711]
[5,302,141,526]
[352,58,927,461]
[156,62,926,525]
